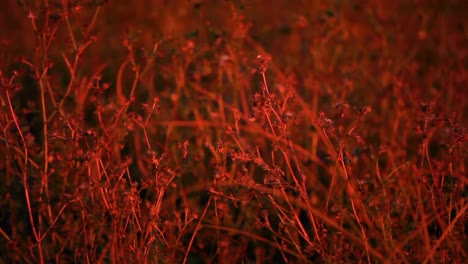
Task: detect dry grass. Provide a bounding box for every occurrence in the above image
[0,0,467,263]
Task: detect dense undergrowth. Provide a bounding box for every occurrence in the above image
[0,0,467,263]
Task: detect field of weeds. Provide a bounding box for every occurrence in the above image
[0,0,467,263]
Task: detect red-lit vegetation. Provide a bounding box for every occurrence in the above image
[0,1,466,263]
